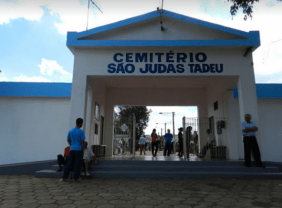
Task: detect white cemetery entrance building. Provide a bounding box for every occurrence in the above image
[67,10,262,160]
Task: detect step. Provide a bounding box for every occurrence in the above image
[35,169,282,179]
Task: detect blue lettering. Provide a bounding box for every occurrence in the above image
[126,53,133,62]
[135,53,147,62]
[140,67,148,73]
[125,64,135,73]
[113,53,123,62]
[176,64,184,73]
[189,53,194,63]
[194,64,202,73]
[167,64,176,73]
[158,64,166,73]
[147,64,157,73]
[107,63,116,73]
[116,63,125,73]
[202,64,210,73]
[188,64,194,73]
[166,53,174,62]
[195,52,207,62]
[177,53,187,63]
[210,64,215,73]
[216,64,224,73]
[149,53,153,62]
[155,53,164,62]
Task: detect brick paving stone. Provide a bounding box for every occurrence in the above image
[91,200,109,205]
[116,204,135,208]
[58,205,78,208]
[56,199,74,205]
[173,205,192,208]
[37,199,56,204]
[36,195,54,200]
[1,200,20,204]
[127,200,145,205]
[38,204,58,208]
[19,199,38,204]
[136,196,152,201]
[67,192,83,197]
[135,205,154,208]
[73,200,91,205]
[0,204,20,208]
[96,205,115,208]
[53,196,68,200]
[77,205,97,208]
[19,203,39,208]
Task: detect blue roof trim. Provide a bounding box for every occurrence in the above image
[76,11,160,39]
[67,10,261,48]
[234,84,282,98]
[0,82,72,97]
[163,10,251,38]
[67,38,260,47]
[1,83,281,98]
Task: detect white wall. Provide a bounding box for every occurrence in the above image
[257,98,282,162]
[0,96,71,165]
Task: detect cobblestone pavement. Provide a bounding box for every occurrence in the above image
[1,175,282,208]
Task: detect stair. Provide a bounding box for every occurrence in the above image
[35,160,282,179]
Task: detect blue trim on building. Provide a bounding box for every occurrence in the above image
[1,83,281,98]
[0,82,72,97]
[67,10,260,48]
[233,84,282,98]
[67,39,260,47]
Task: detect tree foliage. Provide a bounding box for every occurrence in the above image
[228,0,282,20]
[115,106,151,141]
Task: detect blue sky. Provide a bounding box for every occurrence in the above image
[0,0,281,134]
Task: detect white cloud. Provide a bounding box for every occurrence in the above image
[13,74,51,82]
[0,0,45,24]
[38,58,71,76]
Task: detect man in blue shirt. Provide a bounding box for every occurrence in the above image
[61,118,86,182]
[241,114,264,168]
[164,129,173,156]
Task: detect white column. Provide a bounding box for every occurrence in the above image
[237,74,263,158]
[226,90,240,159]
[104,102,114,156]
[69,76,88,130]
[198,104,208,152]
[84,84,93,143]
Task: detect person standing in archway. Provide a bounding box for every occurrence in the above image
[178,128,184,157]
[164,129,173,156]
[151,129,158,157]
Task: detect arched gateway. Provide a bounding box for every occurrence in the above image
[67,10,261,160]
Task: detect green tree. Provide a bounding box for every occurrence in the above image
[116,106,151,141]
[228,0,282,20]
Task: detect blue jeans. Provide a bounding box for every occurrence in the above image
[164,143,172,156]
[62,150,83,180]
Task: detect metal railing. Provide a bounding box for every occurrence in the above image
[182,117,228,159]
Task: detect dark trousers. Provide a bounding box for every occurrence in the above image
[243,136,262,166]
[164,143,172,156]
[152,142,158,155]
[201,143,214,157]
[57,154,66,168]
[62,150,83,180]
[178,142,183,157]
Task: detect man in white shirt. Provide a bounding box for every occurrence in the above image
[197,129,215,158]
[139,135,146,155]
[241,114,264,168]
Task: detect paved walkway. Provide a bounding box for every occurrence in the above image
[1,175,282,208]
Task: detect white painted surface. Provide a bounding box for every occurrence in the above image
[0,97,71,165]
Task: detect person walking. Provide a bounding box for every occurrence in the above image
[178,127,184,157]
[241,114,264,168]
[164,129,173,156]
[139,135,146,155]
[61,118,85,182]
[151,129,158,157]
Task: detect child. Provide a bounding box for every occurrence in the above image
[81,141,95,178]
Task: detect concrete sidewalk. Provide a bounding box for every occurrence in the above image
[1,175,282,208]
